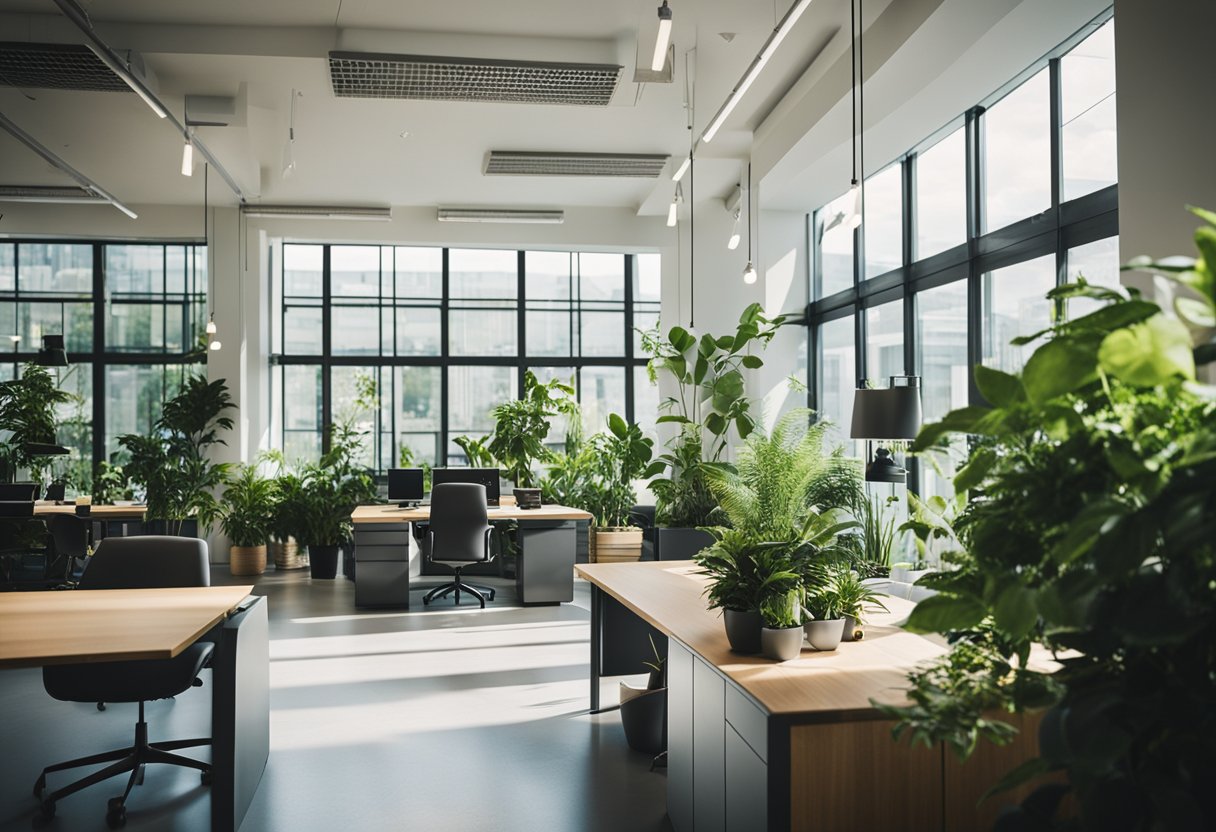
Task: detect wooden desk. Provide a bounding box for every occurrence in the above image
[0,586,270,832]
[350,503,591,608]
[33,504,148,520]
[578,561,1047,832]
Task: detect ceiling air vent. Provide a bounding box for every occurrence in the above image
[0,42,130,92]
[0,185,105,203]
[328,52,621,106]
[484,151,670,178]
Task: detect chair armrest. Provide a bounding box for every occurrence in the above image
[484,526,494,561]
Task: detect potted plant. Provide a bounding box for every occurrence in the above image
[759,585,805,662]
[619,634,667,754]
[829,566,888,641]
[848,492,900,579]
[260,451,305,570]
[694,528,766,653]
[803,571,848,651]
[640,305,787,561]
[220,464,274,576]
[488,370,577,506]
[295,421,377,579]
[586,414,662,563]
[118,375,234,537]
[0,363,73,484]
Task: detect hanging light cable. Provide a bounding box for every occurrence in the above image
[845,0,863,229]
[742,163,757,284]
[203,164,221,352]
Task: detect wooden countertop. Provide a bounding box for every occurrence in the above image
[0,585,254,669]
[352,502,592,524]
[34,504,148,518]
[576,560,948,719]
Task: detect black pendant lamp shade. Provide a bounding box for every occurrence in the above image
[36,334,68,367]
[850,376,922,483]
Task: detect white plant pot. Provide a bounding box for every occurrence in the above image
[804,618,847,651]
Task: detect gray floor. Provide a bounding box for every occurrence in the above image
[0,569,672,832]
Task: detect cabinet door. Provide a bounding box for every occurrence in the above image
[693,657,726,832]
[725,724,768,832]
[667,641,694,832]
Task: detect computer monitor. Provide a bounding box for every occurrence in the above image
[387,468,425,507]
[431,468,501,506]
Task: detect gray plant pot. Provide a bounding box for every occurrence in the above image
[761,626,805,662]
[804,618,847,651]
[723,608,763,654]
[843,614,863,641]
[655,527,715,562]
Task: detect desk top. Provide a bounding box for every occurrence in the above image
[352,502,592,524]
[576,561,949,720]
[0,585,254,669]
[34,504,148,519]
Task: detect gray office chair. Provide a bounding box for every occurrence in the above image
[35,536,214,828]
[422,483,497,609]
[46,514,90,583]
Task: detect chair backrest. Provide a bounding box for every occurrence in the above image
[80,535,210,589]
[0,483,39,501]
[428,483,491,564]
[47,514,89,560]
[0,500,34,518]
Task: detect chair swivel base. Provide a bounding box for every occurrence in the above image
[422,571,496,609]
[34,702,211,828]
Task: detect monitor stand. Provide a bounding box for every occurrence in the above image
[396,501,420,509]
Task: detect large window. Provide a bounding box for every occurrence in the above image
[271,245,657,470]
[0,241,208,491]
[808,9,1118,497]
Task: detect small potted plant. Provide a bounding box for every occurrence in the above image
[694,527,764,653]
[830,566,888,641]
[619,634,667,754]
[587,414,662,563]
[759,585,805,662]
[803,571,847,651]
[220,464,274,576]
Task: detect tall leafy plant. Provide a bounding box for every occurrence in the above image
[488,370,577,487]
[119,375,235,535]
[877,209,1216,831]
[0,364,73,481]
[582,414,662,528]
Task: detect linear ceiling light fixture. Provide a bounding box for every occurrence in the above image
[701,0,814,142]
[241,205,392,221]
[437,208,565,225]
[652,2,674,72]
[0,112,136,218]
[50,0,245,201]
[672,154,691,182]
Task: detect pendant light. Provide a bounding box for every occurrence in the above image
[742,163,757,284]
[845,0,865,230]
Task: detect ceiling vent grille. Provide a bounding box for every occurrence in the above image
[0,185,103,203]
[328,52,620,106]
[0,42,129,92]
[484,151,670,178]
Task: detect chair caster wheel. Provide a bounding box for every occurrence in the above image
[106,797,126,828]
[33,774,46,798]
[39,799,55,820]
[201,769,212,785]
[97,702,106,711]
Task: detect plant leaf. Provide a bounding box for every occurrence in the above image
[1022,337,1099,403]
[741,354,764,370]
[903,593,987,634]
[974,365,1024,407]
[981,757,1055,801]
[993,585,1036,639]
[1098,314,1196,386]
[953,447,997,493]
[668,326,695,353]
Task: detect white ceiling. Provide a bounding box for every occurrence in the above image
[0,0,855,212]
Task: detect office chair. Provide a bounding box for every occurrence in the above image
[421,483,497,609]
[46,514,90,583]
[35,536,214,828]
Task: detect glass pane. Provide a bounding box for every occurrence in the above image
[915,281,969,499]
[635,253,661,302]
[634,365,660,443]
[447,365,516,463]
[105,365,186,460]
[450,249,517,299]
[165,247,187,294]
[982,254,1056,372]
[21,244,94,294]
[865,301,903,384]
[106,303,165,352]
[580,366,626,436]
[818,315,856,447]
[1062,20,1117,201]
[283,307,323,354]
[281,365,322,462]
[449,309,517,356]
[51,365,93,495]
[394,366,442,466]
[818,190,855,297]
[578,253,625,301]
[283,245,323,297]
[330,246,381,300]
[915,128,966,259]
[580,311,624,356]
[23,301,93,353]
[394,307,441,356]
[331,306,381,355]
[985,69,1051,231]
[864,165,902,279]
[1066,236,1121,318]
[633,307,659,355]
[0,244,14,291]
[393,247,442,298]
[105,245,162,295]
[525,251,571,300]
[332,366,381,469]
[526,311,572,357]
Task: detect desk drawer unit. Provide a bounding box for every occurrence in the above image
[353,522,410,608]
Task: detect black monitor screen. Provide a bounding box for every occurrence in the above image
[387,468,425,503]
[431,468,501,506]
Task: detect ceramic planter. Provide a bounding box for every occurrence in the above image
[229,544,267,576]
[594,527,644,563]
[655,527,715,562]
[723,608,764,654]
[761,626,805,662]
[619,684,667,754]
[804,618,847,651]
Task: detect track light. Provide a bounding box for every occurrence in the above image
[667,182,682,227]
[727,210,741,250]
[742,262,757,284]
[181,137,193,177]
[672,155,691,182]
[652,2,673,72]
[846,180,863,229]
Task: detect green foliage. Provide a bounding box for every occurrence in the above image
[881,210,1216,830]
[898,491,966,566]
[92,461,135,504]
[580,414,660,528]
[118,375,235,534]
[0,363,73,479]
[641,305,787,527]
[759,585,804,629]
[220,464,275,547]
[292,419,378,547]
[827,566,888,622]
[452,434,495,469]
[397,444,432,491]
[487,370,577,487]
[849,493,900,575]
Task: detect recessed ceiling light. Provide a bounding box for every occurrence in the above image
[399,130,410,139]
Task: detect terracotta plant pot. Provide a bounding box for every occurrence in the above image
[761,626,805,662]
[229,544,267,577]
[723,608,764,654]
[804,618,847,651]
[594,527,644,563]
